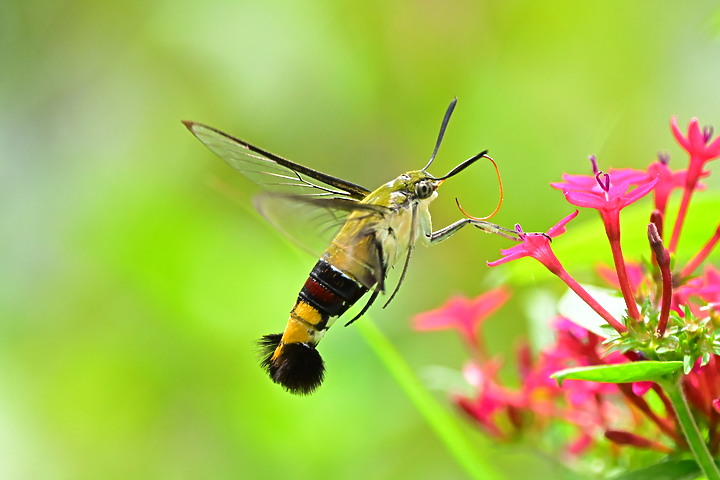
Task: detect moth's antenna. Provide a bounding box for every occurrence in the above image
[422,97,457,172]
[435,150,489,181]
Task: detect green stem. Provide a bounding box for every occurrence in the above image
[356,317,503,480]
[659,376,720,480]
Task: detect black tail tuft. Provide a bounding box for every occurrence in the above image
[259,334,325,395]
[259,333,283,358]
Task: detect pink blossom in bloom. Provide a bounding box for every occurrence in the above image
[673,265,720,318]
[596,263,646,296]
[551,165,657,238]
[644,159,704,219]
[454,360,525,440]
[566,433,594,457]
[671,117,720,182]
[551,159,657,322]
[681,225,720,278]
[535,318,623,408]
[487,210,578,273]
[488,211,626,333]
[694,265,720,305]
[412,287,510,352]
[452,318,625,447]
[683,357,720,417]
[669,117,720,252]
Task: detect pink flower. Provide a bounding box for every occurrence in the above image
[669,117,720,252]
[551,158,656,322]
[596,262,646,295]
[674,265,720,317]
[412,287,510,350]
[694,265,720,305]
[455,393,507,439]
[683,357,720,414]
[454,360,522,440]
[536,318,622,407]
[566,433,594,456]
[551,167,657,238]
[454,319,626,446]
[681,227,720,279]
[646,160,700,217]
[671,117,720,164]
[488,212,626,333]
[487,210,578,273]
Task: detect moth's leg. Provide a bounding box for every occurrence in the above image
[427,218,519,244]
[344,234,386,327]
[470,219,520,241]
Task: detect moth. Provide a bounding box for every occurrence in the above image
[183,99,515,394]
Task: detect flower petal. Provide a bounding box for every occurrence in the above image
[487,250,527,266]
[562,190,605,209]
[471,287,511,320]
[671,116,690,151]
[621,177,658,207]
[546,210,579,237]
[687,118,704,152]
[705,134,720,158]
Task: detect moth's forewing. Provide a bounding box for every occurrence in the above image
[184,121,370,198]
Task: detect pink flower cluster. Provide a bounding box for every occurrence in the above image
[414,118,720,459]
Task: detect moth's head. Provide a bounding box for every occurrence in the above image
[386,170,440,203]
[381,145,490,207]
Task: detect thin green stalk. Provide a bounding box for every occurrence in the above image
[356,317,503,480]
[659,376,720,480]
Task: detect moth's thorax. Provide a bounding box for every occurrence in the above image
[363,170,439,268]
[321,169,440,287]
[376,199,433,267]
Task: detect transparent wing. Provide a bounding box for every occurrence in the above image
[183,121,371,199]
[253,193,389,257]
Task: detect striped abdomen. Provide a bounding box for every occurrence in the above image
[260,228,380,395]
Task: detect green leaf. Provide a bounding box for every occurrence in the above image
[683,355,694,374]
[550,361,683,385]
[702,352,711,366]
[609,459,702,480]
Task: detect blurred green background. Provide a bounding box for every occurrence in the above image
[3,0,720,478]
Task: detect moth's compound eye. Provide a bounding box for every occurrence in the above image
[415,181,434,199]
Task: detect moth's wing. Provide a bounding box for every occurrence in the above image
[253,193,390,258]
[183,121,371,200]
